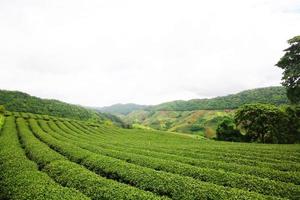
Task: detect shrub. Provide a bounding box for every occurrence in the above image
[0,117,89,200]
[0,105,5,113]
[216,117,243,142]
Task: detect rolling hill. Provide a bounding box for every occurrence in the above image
[122,109,233,138]
[0,90,124,127]
[117,86,289,137]
[101,86,288,114]
[95,103,147,115]
[150,86,288,111]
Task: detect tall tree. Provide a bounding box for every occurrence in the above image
[276,36,300,104]
[234,104,290,143]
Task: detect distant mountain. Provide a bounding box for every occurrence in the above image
[0,90,123,126]
[100,86,288,115]
[149,86,288,111]
[96,103,147,115]
[119,86,289,137]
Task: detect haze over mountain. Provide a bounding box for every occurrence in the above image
[0,86,288,133]
[96,104,148,115]
[114,86,289,137]
[99,86,288,115]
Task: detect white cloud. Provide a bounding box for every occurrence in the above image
[0,0,299,106]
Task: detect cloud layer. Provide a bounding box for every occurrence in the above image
[1,0,299,106]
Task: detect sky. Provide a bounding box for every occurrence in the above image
[0,0,300,107]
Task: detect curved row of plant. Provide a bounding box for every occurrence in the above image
[74,120,300,163]
[0,116,90,200]
[41,119,300,199]
[16,117,164,200]
[27,118,280,200]
[98,124,300,163]
[59,120,300,186]
[14,111,300,159]
[67,120,300,172]
[72,120,300,158]
[82,120,300,155]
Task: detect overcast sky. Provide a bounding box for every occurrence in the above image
[0,0,299,107]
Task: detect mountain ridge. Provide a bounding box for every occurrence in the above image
[115,86,289,136]
[95,103,147,115]
[101,86,288,115]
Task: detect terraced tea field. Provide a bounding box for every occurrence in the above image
[0,112,299,199]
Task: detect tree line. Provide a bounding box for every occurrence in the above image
[150,86,288,111]
[216,36,300,144]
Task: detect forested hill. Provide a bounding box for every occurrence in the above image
[118,86,289,136]
[0,90,122,125]
[149,86,288,111]
[96,103,147,115]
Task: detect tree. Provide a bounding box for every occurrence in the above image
[216,116,243,142]
[0,105,5,113]
[234,104,291,143]
[283,105,300,143]
[276,36,300,104]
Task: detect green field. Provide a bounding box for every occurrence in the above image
[1,112,300,199]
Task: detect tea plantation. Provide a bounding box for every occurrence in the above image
[0,112,299,199]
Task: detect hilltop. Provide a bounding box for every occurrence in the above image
[102,86,288,115]
[150,86,288,111]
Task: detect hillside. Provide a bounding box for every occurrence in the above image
[96,103,147,115]
[118,86,289,137]
[102,87,288,115]
[121,110,233,138]
[0,111,299,199]
[149,86,288,111]
[0,90,123,126]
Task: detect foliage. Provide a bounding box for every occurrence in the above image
[132,123,154,130]
[190,124,204,132]
[0,90,124,127]
[0,117,90,200]
[0,115,3,130]
[0,106,4,130]
[276,35,300,104]
[96,103,147,115]
[51,120,300,199]
[123,110,233,138]
[0,112,299,199]
[150,86,288,111]
[235,104,298,143]
[26,117,281,200]
[121,87,289,136]
[283,105,300,142]
[15,118,161,200]
[0,105,5,113]
[216,117,243,142]
[101,112,129,128]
